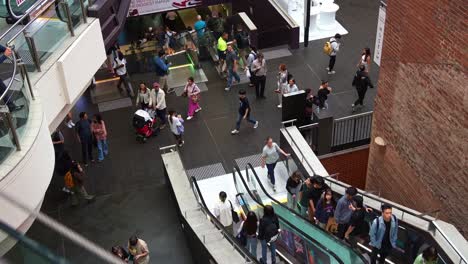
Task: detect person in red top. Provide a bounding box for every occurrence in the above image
[91,114,108,162]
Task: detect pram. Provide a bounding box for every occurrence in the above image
[133,109,158,143]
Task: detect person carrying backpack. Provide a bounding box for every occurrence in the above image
[351,65,374,112]
[258,205,280,264]
[324,33,341,75]
[234,24,249,70]
[369,204,399,264]
[246,46,257,87]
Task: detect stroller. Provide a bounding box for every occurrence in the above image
[132,109,158,143]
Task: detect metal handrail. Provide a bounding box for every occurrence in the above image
[283,125,468,263]
[0,50,17,102]
[298,122,318,130]
[334,111,373,122]
[189,176,260,263]
[233,164,348,264]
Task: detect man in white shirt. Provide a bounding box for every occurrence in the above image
[113,51,134,97]
[213,191,233,235]
[327,33,342,75]
[151,82,167,129]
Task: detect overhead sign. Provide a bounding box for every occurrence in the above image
[16,0,26,6]
[373,2,386,66]
[128,0,202,17]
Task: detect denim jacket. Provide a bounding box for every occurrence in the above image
[369,215,398,249]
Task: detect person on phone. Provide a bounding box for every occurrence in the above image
[261,137,290,192]
[70,161,95,206]
[286,171,303,210]
[183,76,202,120]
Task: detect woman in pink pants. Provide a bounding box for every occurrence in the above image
[184,76,202,120]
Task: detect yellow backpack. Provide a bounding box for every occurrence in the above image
[323,40,334,55]
[64,171,74,189]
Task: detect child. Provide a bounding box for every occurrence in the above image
[168,110,184,147]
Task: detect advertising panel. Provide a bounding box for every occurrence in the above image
[128,0,203,17]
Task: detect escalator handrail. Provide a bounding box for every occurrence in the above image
[233,164,345,264]
[0,50,16,102]
[0,0,49,40]
[189,176,260,264]
[245,163,368,263]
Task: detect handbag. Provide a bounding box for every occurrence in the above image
[229,200,240,223]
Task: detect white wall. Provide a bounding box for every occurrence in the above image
[33,19,106,131]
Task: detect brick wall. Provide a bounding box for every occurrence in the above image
[366,0,468,237]
[320,147,369,190]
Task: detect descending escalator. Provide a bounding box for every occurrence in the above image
[233,164,367,264]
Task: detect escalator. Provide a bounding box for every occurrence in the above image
[0,0,36,20]
[233,164,367,264]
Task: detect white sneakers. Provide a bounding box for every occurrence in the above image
[195,107,202,113]
[328,71,336,75]
[231,129,239,135]
[277,104,282,108]
[225,87,231,91]
[254,121,259,129]
[187,116,193,120]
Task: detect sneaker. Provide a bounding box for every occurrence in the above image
[328,71,336,75]
[249,83,254,87]
[231,129,239,135]
[277,104,282,108]
[351,104,355,112]
[253,121,259,129]
[178,141,184,147]
[225,87,231,91]
[85,195,95,201]
[195,107,202,113]
[159,124,166,129]
[326,67,330,71]
[187,116,193,120]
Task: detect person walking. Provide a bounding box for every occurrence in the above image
[314,80,332,112]
[231,89,259,135]
[214,191,234,235]
[335,186,358,239]
[369,204,399,264]
[69,161,95,206]
[0,45,23,112]
[315,188,336,230]
[194,15,206,39]
[237,211,258,258]
[91,114,108,163]
[113,51,134,97]
[234,24,249,69]
[217,32,229,73]
[151,82,167,128]
[258,205,280,264]
[326,33,341,75]
[344,196,370,247]
[246,46,258,87]
[358,47,372,73]
[225,45,241,91]
[136,82,151,110]
[275,64,288,108]
[128,235,150,264]
[168,110,184,147]
[183,76,202,120]
[299,176,328,221]
[75,112,94,166]
[251,52,267,99]
[351,65,374,112]
[286,171,303,210]
[154,50,174,94]
[261,137,290,192]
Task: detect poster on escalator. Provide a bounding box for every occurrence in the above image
[128,0,203,17]
[16,0,26,6]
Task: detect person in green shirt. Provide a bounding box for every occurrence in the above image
[217,32,228,73]
[414,246,438,264]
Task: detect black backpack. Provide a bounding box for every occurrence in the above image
[263,217,279,242]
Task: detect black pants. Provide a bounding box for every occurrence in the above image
[370,246,392,264]
[0,78,16,110]
[81,139,93,164]
[336,223,349,239]
[156,108,167,125]
[255,75,266,98]
[354,87,368,106]
[328,55,336,71]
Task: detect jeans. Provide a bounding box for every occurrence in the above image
[156,108,167,124]
[227,68,240,87]
[354,87,368,106]
[328,55,336,71]
[266,162,277,185]
[80,139,93,164]
[260,240,276,264]
[370,246,392,264]
[287,192,297,210]
[96,139,108,161]
[235,114,256,130]
[117,74,134,97]
[255,75,266,98]
[336,223,349,239]
[246,236,257,258]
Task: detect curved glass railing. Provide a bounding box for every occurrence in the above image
[0,0,90,165]
[233,164,356,264]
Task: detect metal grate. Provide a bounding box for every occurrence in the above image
[235,154,262,170]
[186,162,226,181]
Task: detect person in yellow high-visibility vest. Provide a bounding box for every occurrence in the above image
[217,32,228,73]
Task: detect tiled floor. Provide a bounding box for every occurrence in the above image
[5,0,381,263]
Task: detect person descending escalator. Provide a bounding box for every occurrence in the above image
[258,205,280,264]
[237,211,259,258]
[285,171,303,210]
[344,196,370,247]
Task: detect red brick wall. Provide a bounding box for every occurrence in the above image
[320,147,369,190]
[367,0,468,237]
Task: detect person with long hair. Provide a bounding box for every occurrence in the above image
[275,64,288,108]
[136,82,151,110]
[70,161,95,206]
[237,211,259,257]
[91,114,108,162]
[183,76,202,120]
[315,188,336,230]
[111,245,129,262]
[261,137,290,192]
[258,205,279,264]
[358,47,372,72]
[168,110,184,147]
[286,171,303,210]
[251,52,267,99]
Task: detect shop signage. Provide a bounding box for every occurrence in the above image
[373,2,386,66]
[128,0,202,17]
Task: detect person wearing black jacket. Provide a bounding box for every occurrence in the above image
[258,205,280,264]
[286,171,303,210]
[352,65,374,112]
